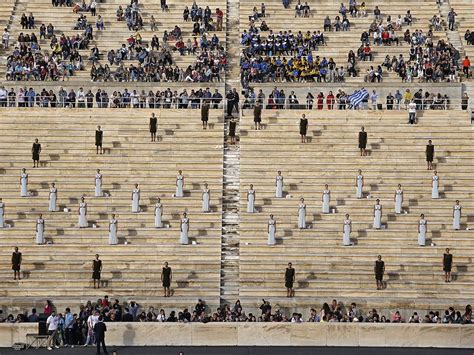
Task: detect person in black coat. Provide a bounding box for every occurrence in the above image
[11,247,22,280]
[32,138,41,168]
[443,248,453,283]
[285,262,295,297]
[374,255,385,290]
[149,113,157,142]
[358,126,367,156]
[299,114,308,143]
[93,316,107,355]
[226,90,234,117]
[95,125,103,154]
[253,102,262,130]
[201,100,210,129]
[426,139,434,170]
[229,118,236,145]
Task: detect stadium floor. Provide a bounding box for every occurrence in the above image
[1,346,473,355]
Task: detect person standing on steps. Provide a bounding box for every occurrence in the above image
[180,212,189,245]
[358,126,367,156]
[226,90,235,117]
[453,200,461,230]
[95,125,103,155]
[149,112,157,142]
[253,102,262,130]
[12,246,22,280]
[176,170,184,197]
[373,199,382,229]
[418,213,427,246]
[275,171,283,198]
[322,184,330,213]
[267,214,276,245]
[443,248,453,283]
[78,196,88,228]
[131,183,140,213]
[201,100,210,129]
[298,198,306,229]
[374,255,385,290]
[36,213,45,244]
[229,117,237,145]
[299,114,308,143]
[32,138,41,168]
[285,262,295,297]
[95,169,103,197]
[109,214,118,245]
[20,168,28,197]
[0,198,5,228]
[154,197,163,228]
[92,254,102,289]
[202,183,210,212]
[426,140,434,170]
[394,184,403,214]
[247,184,255,213]
[342,214,352,246]
[232,88,240,116]
[161,261,172,297]
[431,170,440,199]
[356,169,364,199]
[48,183,57,212]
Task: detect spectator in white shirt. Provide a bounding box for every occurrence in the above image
[408,100,417,124]
[46,311,60,350]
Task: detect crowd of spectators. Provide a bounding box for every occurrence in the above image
[0,86,223,109]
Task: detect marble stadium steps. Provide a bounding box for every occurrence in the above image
[0,108,223,309]
[238,109,474,310]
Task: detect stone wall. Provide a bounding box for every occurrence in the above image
[1,323,473,348]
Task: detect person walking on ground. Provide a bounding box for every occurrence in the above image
[149,112,157,142]
[426,140,434,170]
[12,246,22,280]
[285,262,295,297]
[299,114,308,143]
[161,261,172,297]
[443,248,453,283]
[374,255,385,290]
[93,316,108,355]
[20,168,28,197]
[92,254,102,289]
[253,102,262,130]
[201,100,210,129]
[229,117,237,145]
[95,125,103,154]
[46,311,59,351]
[358,126,367,156]
[453,200,461,230]
[32,138,41,168]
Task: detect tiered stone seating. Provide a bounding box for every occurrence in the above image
[240,0,448,83]
[239,108,474,315]
[0,108,223,312]
[2,0,226,81]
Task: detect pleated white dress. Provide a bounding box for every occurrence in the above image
[418,219,426,246]
[395,189,403,214]
[36,218,45,244]
[247,189,255,213]
[176,175,184,197]
[343,219,351,246]
[180,217,189,244]
[267,219,276,245]
[432,176,439,199]
[202,188,210,212]
[78,202,88,228]
[95,173,103,197]
[48,187,57,212]
[453,205,461,230]
[154,203,163,228]
[132,188,140,213]
[20,172,28,197]
[322,190,330,213]
[109,219,118,245]
[275,176,283,198]
[373,204,382,229]
[298,203,306,229]
[356,175,363,199]
[0,202,5,228]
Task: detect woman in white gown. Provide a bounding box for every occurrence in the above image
[48,183,57,212]
[176,170,184,197]
[373,199,382,229]
[36,214,45,244]
[202,183,210,212]
[131,183,140,213]
[247,184,255,213]
[394,184,403,214]
[322,184,330,213]
[20,168,28,197]
[95,169,103,197]
[356,170,364,199]
[298,198,306,229]
[343,214,352,246]
[78,196,88,228]
[180,212,189,245]
[418,213,427,246]
[431,170,439,199]
[453,200,461,230]
[275,171,283,198]
[268,214,276,245]
[154,197,163,228]
[0,198,5,228]
[109,214,118,245]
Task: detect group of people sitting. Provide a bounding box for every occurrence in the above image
[0,86,223,109]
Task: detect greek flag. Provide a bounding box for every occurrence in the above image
[348,88,369,109]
